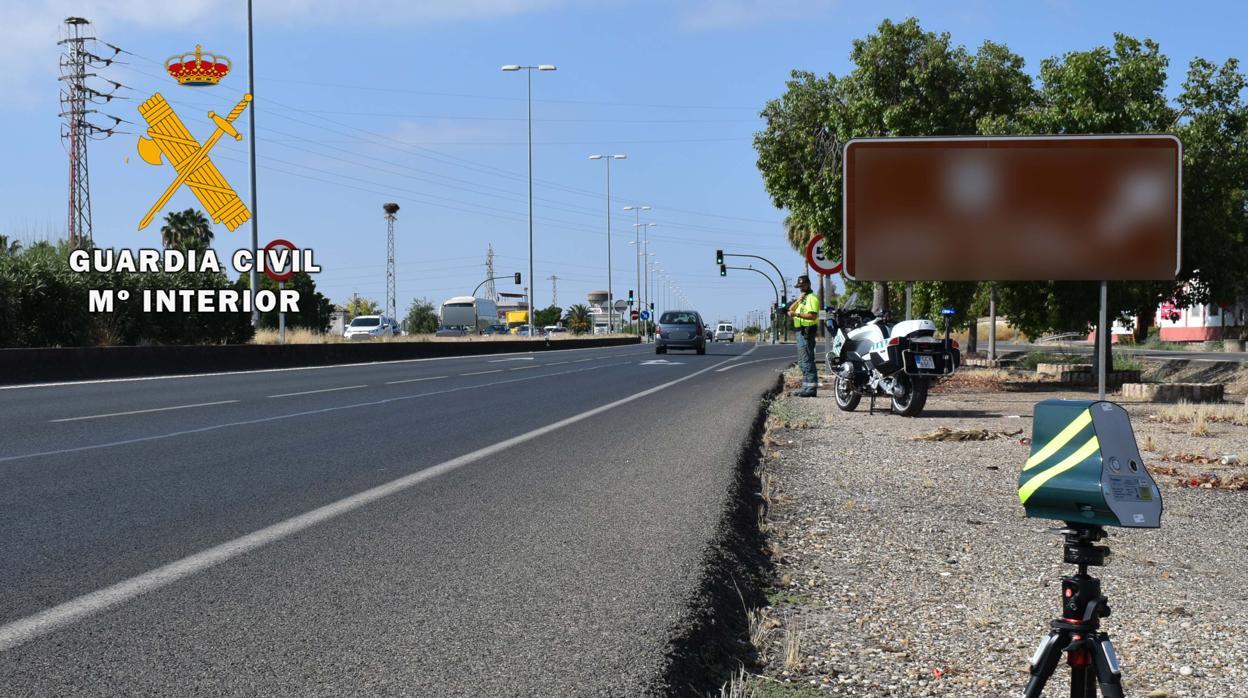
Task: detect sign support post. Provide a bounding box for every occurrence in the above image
[905,282,913,320]
[279,280,286,344]
[1098,281,1108,400]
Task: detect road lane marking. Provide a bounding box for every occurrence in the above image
[0,361,631,468]
[461,369,502,376]
[0,355,736,652]
[0,342,653,391]
[715,356,791,372]
[267,385,367,399]
[50,400,240,423]
[488,357,534,363]
[572,358,593,363]
[545,361,569,366]
[509,365,539,371]
[384,376,448,385]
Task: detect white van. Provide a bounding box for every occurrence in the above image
[715,323,736,343]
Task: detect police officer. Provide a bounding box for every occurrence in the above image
[787,274,820,397]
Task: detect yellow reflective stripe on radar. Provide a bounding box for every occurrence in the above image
[1018,436,1101,504]
[1023,409,1093,471]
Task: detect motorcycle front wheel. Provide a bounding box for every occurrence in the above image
[834,376,860,412]
[891,375,928,417]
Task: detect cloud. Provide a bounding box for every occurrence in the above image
[0,0,577,105]
[681,0,839,30]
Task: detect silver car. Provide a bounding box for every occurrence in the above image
[655,310,706,355]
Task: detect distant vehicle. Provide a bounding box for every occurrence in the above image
[435,327,469,337]
[440,296,498,335]
[715,323,736,343]
[481,324,509,336]
[516,326,544,337]
[344,315,399,340]
[544,325,568,335]
[655,310,706,355]
[705,324,714,341]
[506,310,529,333]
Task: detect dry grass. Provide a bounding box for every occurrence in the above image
[1152,403,1248,427]
[781,617,804,671]
[249,330,635,345]
[1141,432,1157,451]
[952,318,1027,344]
[1191,412,1212,437]
[717,666,758,698]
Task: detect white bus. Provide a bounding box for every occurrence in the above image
[439,296,499,335]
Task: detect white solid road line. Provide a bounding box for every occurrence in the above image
[266,385,368,399]
[384,376,449,385]
[0,354,741,652]
[50,400,241,423]
[487,357,535,363]
[715,356,788,372]
[0,342,651,391]
[461,369,503,376]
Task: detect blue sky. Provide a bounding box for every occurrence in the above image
[2,0,1245,327]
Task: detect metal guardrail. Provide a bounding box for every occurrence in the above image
[1036,333,1085,344]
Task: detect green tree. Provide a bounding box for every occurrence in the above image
[755,18,1033,315]
[236,271,334,332]
[533,305,563,327]
[0,234,21,257]
[344,294,380,319]
[403,297,440,334]
[563,304,591,334]
[160,209,214,251]
[985,34,1180,367]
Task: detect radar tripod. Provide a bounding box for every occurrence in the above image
[1023,525,1125,698]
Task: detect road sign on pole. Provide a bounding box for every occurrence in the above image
[640,309,650,321]
[631,310,639,321]
[805,235,842,276]
[263,238,296,345]
[842,135,1181,281]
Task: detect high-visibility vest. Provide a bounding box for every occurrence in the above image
[792,292,819,328]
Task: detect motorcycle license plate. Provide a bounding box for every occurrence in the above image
[915,355,936,370]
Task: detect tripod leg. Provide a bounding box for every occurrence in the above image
[1069,662,1096,698]
[1092,636,1124,698]
[1023,630,1066,698]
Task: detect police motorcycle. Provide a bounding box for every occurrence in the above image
[823,293,961,417]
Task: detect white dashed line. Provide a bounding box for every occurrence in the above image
[267,385,367,399]
[50,400,240,423]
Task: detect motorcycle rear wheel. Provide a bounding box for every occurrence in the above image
[891,376,928,417]
[834,376,860,412]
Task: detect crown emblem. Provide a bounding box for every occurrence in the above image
[165,44,231,86]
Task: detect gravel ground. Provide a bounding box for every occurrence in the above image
[748,367,1248,697]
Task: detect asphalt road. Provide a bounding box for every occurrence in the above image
[0,339,792,695]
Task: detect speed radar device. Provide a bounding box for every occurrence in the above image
[1018,400,1162,698]
[1019,400,1161,528]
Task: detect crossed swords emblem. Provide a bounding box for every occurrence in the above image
[136,92,253,231]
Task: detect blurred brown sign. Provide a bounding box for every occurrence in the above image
[842,135,1181,281]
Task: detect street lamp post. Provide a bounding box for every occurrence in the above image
[589,154,626,332]
[624,205,650,339]
[502,63,556,338]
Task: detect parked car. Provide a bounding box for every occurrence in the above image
[515,326,545,337]
[655,310,706,355]
[544,325,569,335]
[481,324,509,336]
[344,315,399,340]
[715,323,736,343]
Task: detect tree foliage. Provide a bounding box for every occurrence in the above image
[160,209,214,251]
[563,304,591,334]
[403,298,440,334]
[344,294,380,319]
[237,271,333,332]
[533,305,563,327]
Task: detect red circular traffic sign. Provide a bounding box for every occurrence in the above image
[805,235,842,276]
[263,238,296,282]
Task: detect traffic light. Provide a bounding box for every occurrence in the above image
[719,263,727,277]
[715,249,724,265]
[649,302,654,310]
[628,289,634,305]
[514,272,522,284]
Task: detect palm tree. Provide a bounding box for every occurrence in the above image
[783,213,815,254]
[160,209,213,250]
[0,234,20,257]
[564,304,592,334]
